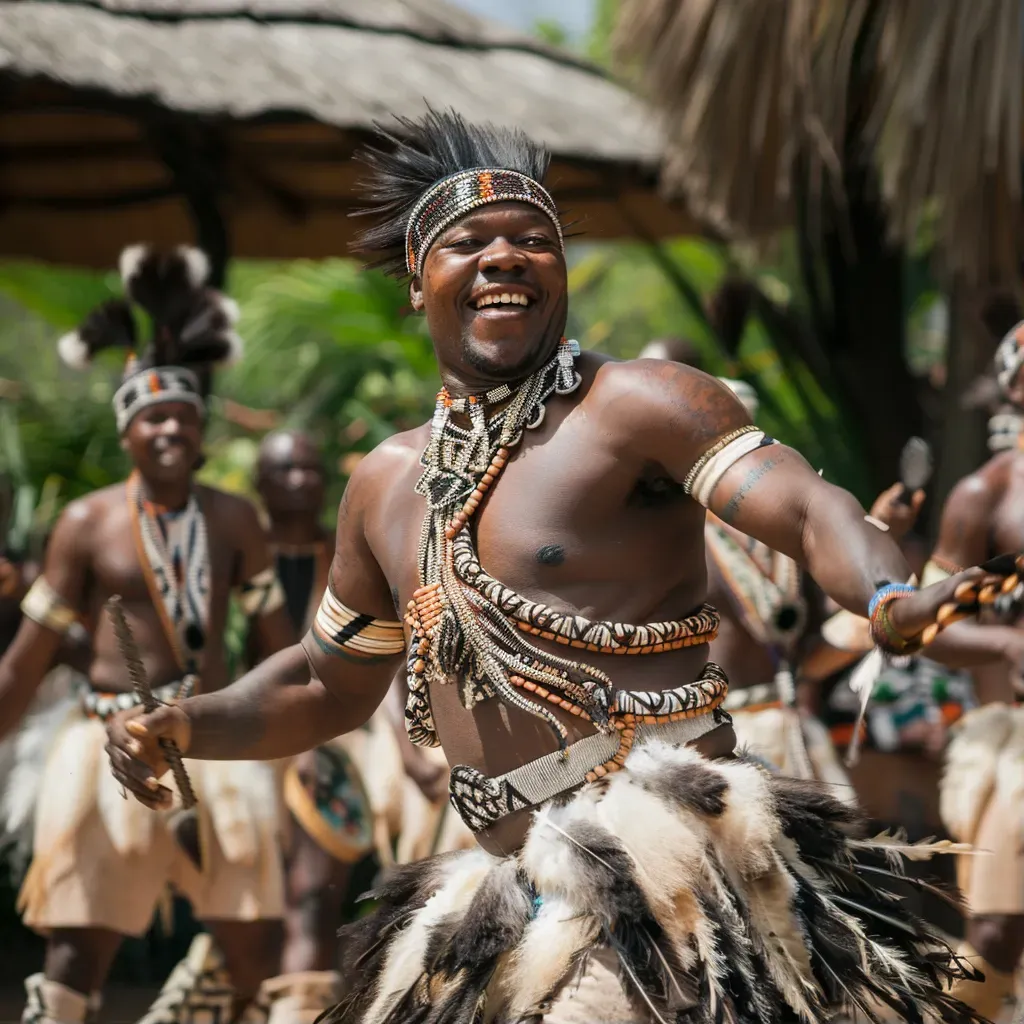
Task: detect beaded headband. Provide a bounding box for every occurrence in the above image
[405,168,563,277]
[113,363,205,434]
[995,320,1024,393]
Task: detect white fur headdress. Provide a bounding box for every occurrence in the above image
[57,244,243,433]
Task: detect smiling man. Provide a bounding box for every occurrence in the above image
[106,112,1004,1022]
[0,247,297,1024]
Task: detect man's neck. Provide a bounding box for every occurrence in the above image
[267,513,325,548]
[437,344,561,400]
[136,472,192,512]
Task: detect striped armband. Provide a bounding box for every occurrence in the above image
[683,425,778,508]
[310,586,405,660]
[236,566,286,618]
[20,577,86,640]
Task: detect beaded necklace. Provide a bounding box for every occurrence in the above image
[404,340,725,755]
[127,471,209,680]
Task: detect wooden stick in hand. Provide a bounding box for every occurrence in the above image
[106,595,197,810]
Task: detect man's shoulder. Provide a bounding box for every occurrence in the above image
[953,451,1018,497]
[584,355,747,459]
[588,355,730,410]
[351,426,428,486]
[58,483,125,529]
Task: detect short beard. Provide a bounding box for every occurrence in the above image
[460,336,554,381]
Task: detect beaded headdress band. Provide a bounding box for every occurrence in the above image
[995,320,1024,393]
[113,363,205,434]
[405,168,563,277]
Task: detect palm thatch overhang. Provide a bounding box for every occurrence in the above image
[0,0,699,278]
[616,0,1024,289]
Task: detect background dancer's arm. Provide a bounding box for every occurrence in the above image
[0,501,89,738]
[228,492,296,663]
[107,468,402,807]
[921,465,1023,698]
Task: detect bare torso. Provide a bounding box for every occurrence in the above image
[363,355,734,851]
[73,482,245,695]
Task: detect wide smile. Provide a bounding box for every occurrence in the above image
[153,437,191,467]
[468,286,537,317]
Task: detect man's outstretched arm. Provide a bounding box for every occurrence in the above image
[107,456,404,808]
[622,361,987,639]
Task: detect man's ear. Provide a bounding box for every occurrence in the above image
[119,434,131,453]
[409,277,424,312]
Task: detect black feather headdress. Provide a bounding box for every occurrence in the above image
[57,244,242,432]
[352,107,559,278]
[57,244,242,381]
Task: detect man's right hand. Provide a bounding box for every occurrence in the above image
[106,703,192,810]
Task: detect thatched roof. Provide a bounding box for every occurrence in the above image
[617,0,1023,287]
[0,0,697,268]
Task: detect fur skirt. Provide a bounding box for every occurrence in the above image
[327,741,983,1024]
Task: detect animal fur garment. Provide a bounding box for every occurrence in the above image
[327,743,985,1024]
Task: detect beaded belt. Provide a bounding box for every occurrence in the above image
[723,681,781,713]
[449,700,731,833]
[81,678,193,721]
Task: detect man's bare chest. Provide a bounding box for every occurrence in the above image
[87,510,237,605]
[373,435,702,625]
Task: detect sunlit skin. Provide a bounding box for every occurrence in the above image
[107,201,988,864]
[0,400,294,1001]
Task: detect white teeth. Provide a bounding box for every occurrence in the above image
[475,293,531,308]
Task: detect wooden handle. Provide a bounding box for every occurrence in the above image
[106,596,197,810]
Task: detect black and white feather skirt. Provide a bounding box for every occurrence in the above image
[327,742,987,1024]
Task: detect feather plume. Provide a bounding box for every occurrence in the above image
[59,244,241,380]
[499,896,599,1020]
[363,850,492,1023]
[850,829,981,866]
[56,299,136,369]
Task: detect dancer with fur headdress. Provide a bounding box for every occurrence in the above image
[0,246,298,1024]
[106,111,1014,1022]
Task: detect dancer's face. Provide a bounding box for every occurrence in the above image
[256,432,326,520]
[122,402,203,483]
[411,202,568,388]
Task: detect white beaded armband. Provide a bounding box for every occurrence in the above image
[683,425,776,508]
[236,566,286,617]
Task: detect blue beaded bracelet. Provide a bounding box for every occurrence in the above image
[867,582,917,620]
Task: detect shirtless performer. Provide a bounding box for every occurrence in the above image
[107,111,999,1022]
[250,429,372,1021]
[0,246,296,1024]
[255,431,468,883]
[921,323,1024,1017]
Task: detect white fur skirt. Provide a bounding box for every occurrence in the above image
[327,742,984,1024]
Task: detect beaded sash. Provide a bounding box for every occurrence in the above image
[404,340,730,784]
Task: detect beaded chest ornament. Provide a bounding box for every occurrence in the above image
[404,339,727,776]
